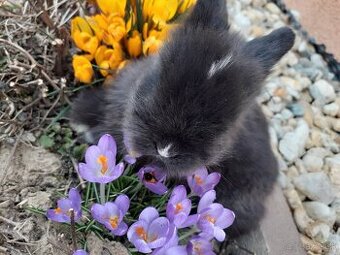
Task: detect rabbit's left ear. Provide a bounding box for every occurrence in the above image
[243,27,295,73]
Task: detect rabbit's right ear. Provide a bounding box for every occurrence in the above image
[185,0,229,30]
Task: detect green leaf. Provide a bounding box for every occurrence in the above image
[38,134,55,149]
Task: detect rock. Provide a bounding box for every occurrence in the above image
[309,129,323,148]
[265,2,281,14]
[287,103,304,117]
[302,147,331,172]
[87,232,129,255]
[25,191,52,210]
[309,79,336,105]
[295,158,307,174]
[284,188,302,209]
[323,102,339,117]
[303,201,336,226]
[300,235,323,254]
[279,119,309,162]
[305,222,330,243]
[326,234,340,255]
[328,154,340,185]
[293,172,335,204]
[294,206,314,233]
[311,54,325,68]
[321,134,340,153]
[331,199,340,224]
[332,119,340,132]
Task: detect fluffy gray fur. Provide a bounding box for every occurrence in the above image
[71,0,295,237]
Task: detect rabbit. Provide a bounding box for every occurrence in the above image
[71,0,295,237]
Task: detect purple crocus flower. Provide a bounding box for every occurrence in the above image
[138,166,168,195]
[166,236,215,255]
[152,224,178,255]
[127,207,170,253]
[91,194,130,236]
[73,250,88,255]
[197,190,235,242]
[46,188,82,223]
[79,134,124,183]
[166,185,198,229]
[187,167,221,197]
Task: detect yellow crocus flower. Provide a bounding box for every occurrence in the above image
[126,30,142,58]
[95,44,124,74]
[143,36,162,55]
[178,0,196,14]
[71,17,99,55]
[107,14,127,42]
[96,0,127,17]
[72,55,94,83]
[143,0,179,22]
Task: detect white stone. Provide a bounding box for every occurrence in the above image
[303,201,336,226]
[293,172,335,204]
[302,147,331,172]
[279,119,309,162]
[323,102,339,117]
[306,222,330,243]
[309,79,336,105]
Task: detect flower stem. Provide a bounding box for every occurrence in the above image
[70,209,77,251]
[100,183,105,205]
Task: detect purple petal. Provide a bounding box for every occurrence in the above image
[124,154,136,164]
[57,199,72,212]
[148,217,170,248]
[114,194,130,215]
[165,246,187,255]
[131,238,152,253]
[85,145,101,169]
[198,190,216,213]
[79,163,99,183]
[139,207,159,224]
[193,166,209,178]
[170,185,187,202]
[180,214,199,228]
[73,249,88,255]
[46,209,69,222]
[104,150,116,171]
[111,221,128,236]
[109,162,124,179]
[91,203,107,224]
[98,134,117,157]
[69,188,82,212]
[144,182,168,195]
[214,227,226,242]
[197,220,214,238]
[127,220,149,241]
[215,208,235,229]
[188,236,214,254]
[173,213,187,227]
[206,172,221,186]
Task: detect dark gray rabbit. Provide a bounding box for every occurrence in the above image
[71,0,295,237]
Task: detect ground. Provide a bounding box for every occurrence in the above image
[0,0,339,254]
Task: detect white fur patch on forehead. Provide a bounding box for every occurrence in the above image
[207,53,233,79]
[157,144,172,158]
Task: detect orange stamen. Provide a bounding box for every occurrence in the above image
[194,175,203,185]
[205,215,216,224]
[97,155,108,174]
[136,226,147,241]
[175,203,183,214]
[54,207,62,214]
[109,216,119,229]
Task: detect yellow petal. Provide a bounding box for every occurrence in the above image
[73,31,99,55]
[178,0,196,14]
[71,17,93,36]
[142,22,149,40]
[95,45,108,66]
[86,16,104,41]
[144,0,179,22]
[97,0,126,16]
[107,15,126,41]
[126,12,135,33]
[72,55,94,83]
[99,60,110,76]
[143,36,162,55]
[126,30,142,58]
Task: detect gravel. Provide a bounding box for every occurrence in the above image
[228,0,339,253]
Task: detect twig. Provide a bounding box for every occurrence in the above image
[70,157,86,189]
[0,129,23,186]
[70,209,77,252]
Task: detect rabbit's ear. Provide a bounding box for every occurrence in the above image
[185,0,229,30]
[243,27,295,73]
